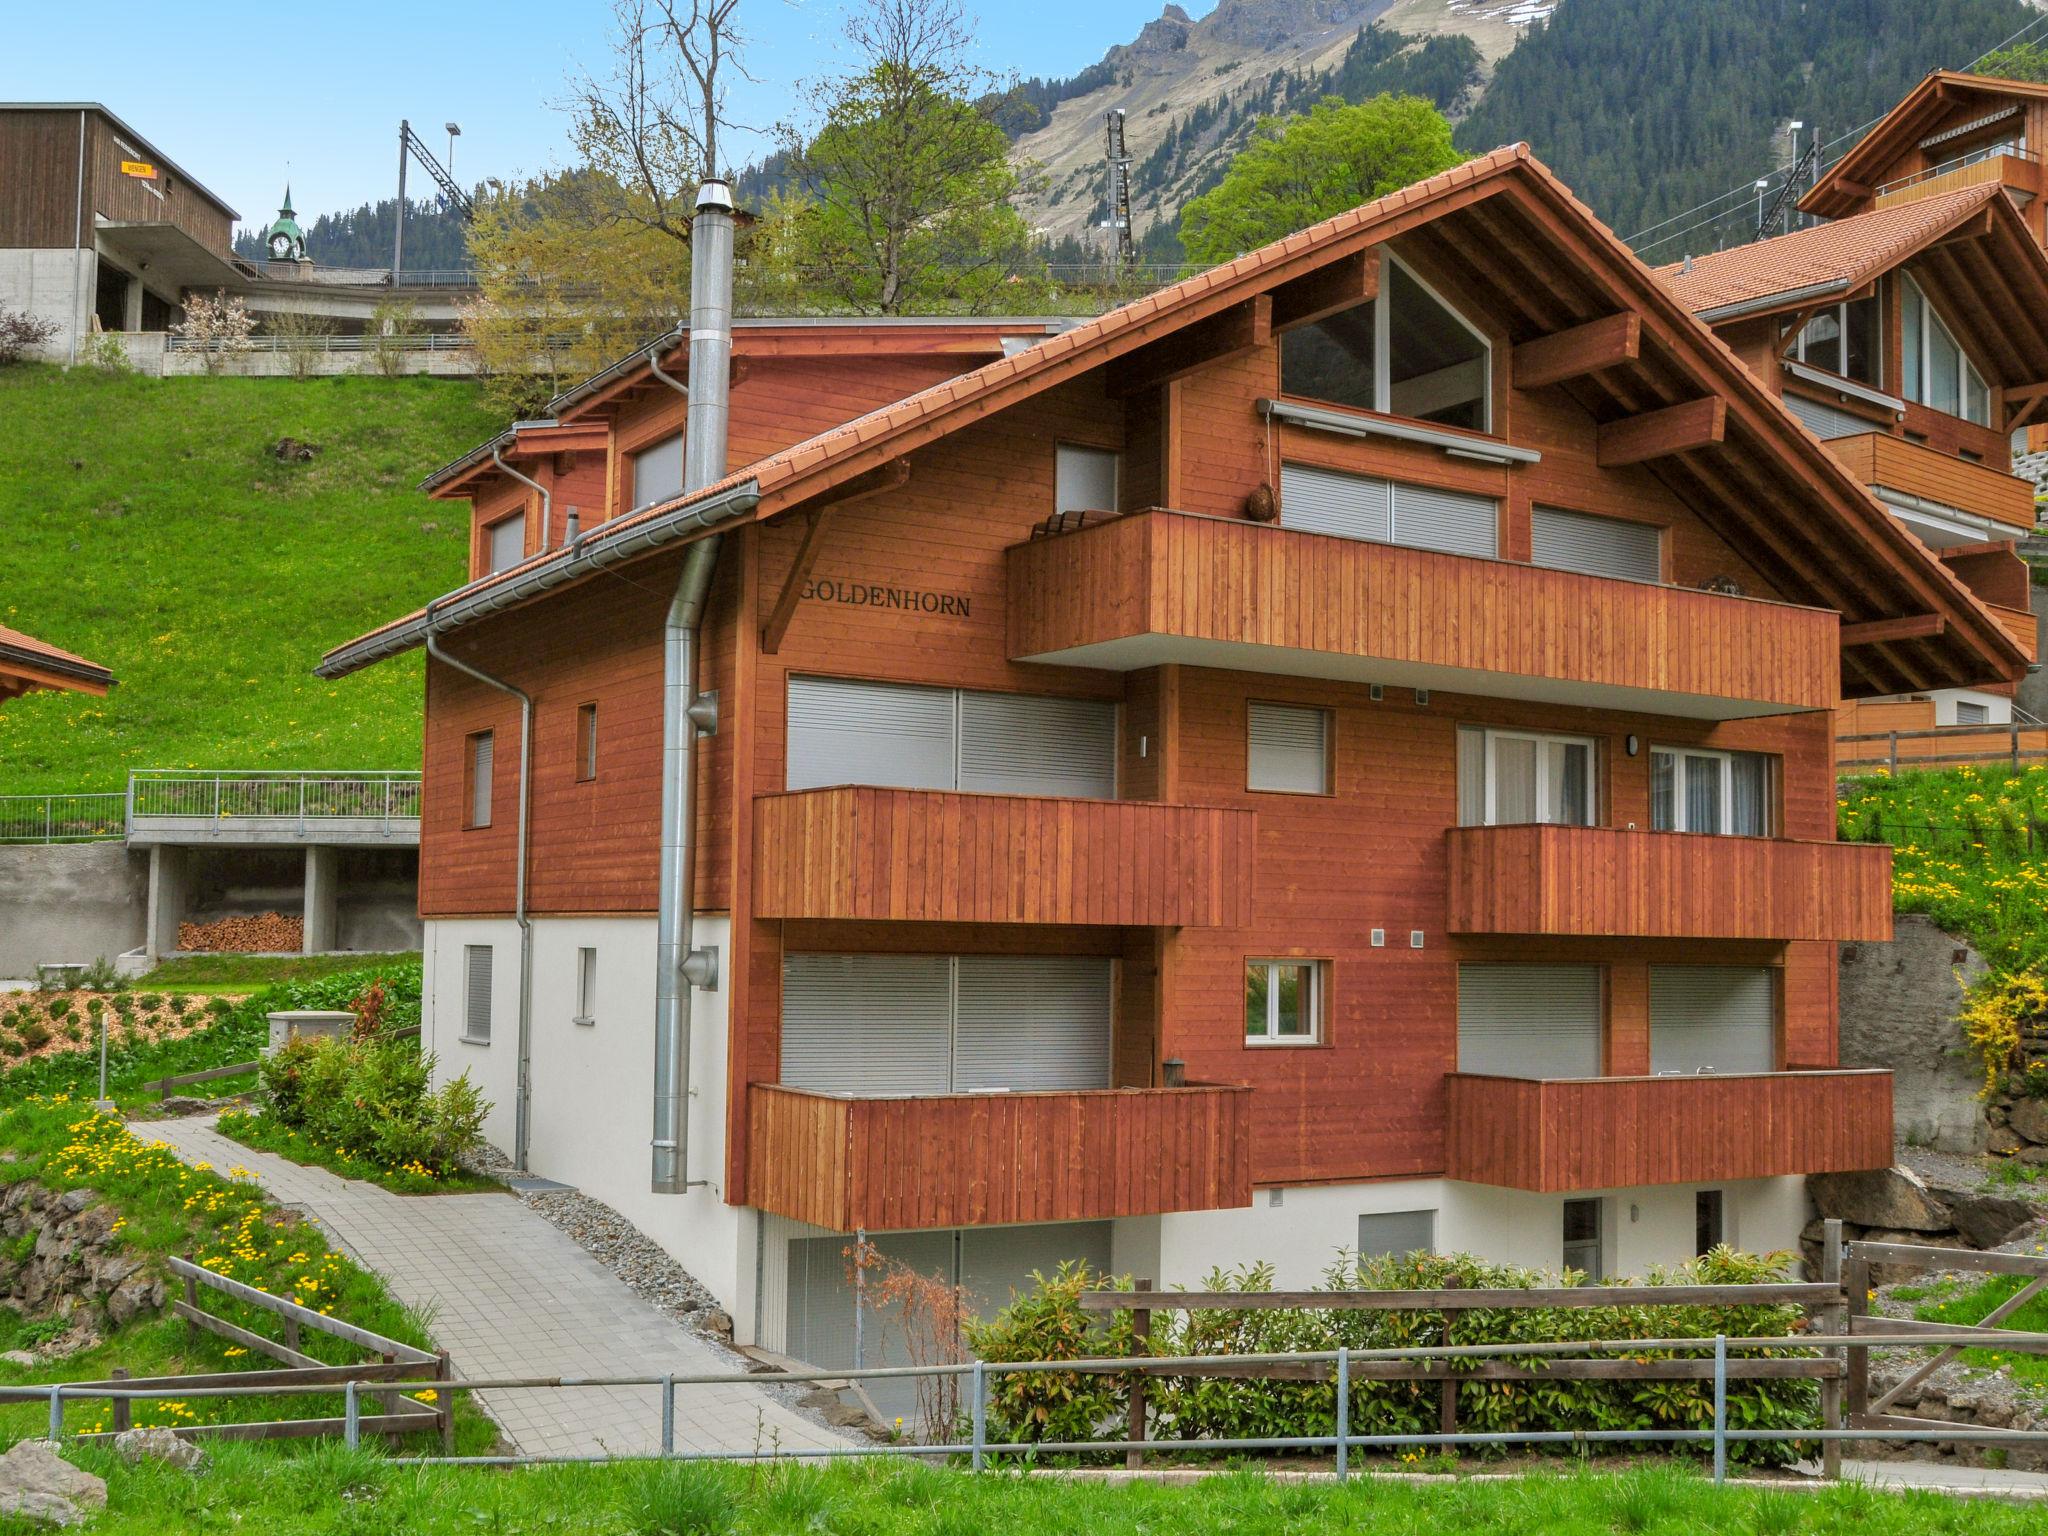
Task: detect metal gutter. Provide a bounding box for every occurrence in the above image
[1257,397,1542,465]
[1780,359,1905,415]
[0,643,112,690]
[315,479,762,679]
[1696,279,1852,323]
[491,438,552,553]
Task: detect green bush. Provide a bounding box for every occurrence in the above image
[45,996,72,1021]
[257,1028,487,1178]
[970,1250,1814,1467]
[16,1021,49,1051]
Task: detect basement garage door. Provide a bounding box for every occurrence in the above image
[780,952,1113,1095]
[1456,964,1602,1079]
[1649,965,1776,1075]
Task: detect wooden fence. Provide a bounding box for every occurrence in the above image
[53,1256,452,1450]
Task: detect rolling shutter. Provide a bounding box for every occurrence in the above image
[1247,703,1328,793]
[786,677,956,792]
[1358,1210,1436,1260]
[1649,966,1775,1075]
[1782,394,1866,441]
[1392,482,1498,558]
[488,514,526,574]
[779,953,953,1095]
[957,692,1116,799]
[1281,463,1393,543]
[469,733,493,828]
[960,1222,1114,1318]
[1956,700,1990,725]
[1055,444,1120,515]
[463,944,493,1042]
[1456,964,1601,1078]
[954,956,1112,1092]
[1531,506,1662,583]
[630,433,684,509]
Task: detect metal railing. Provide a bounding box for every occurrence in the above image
[0,792,126,845]
[167,333,474,354]
[1875,141,2044,198]
[127,770,421,826]
[242,262,482,288]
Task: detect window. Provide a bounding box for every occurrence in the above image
[466,731,494,829]
[1280,463,1498,559]
[1650,747,1768,836]
[1792,294,1881,388]
[1562,1198,1604,1277]
[487,512,527,574]
[779,953,1112,1094]
[1957,700,1991,726]
[1358,1210,1436,1261]
[630,432,684,510]
[1457,964,1602,1078]
[1279,255,1491,431]
[575,702,598,782]
[1456,726,1596,828]
[574,946,597,1026]
[1650,965,1776,1075]
[1055,444,1119,515]
[1696,1190,1726,1256]
[463,944,493,1043]
[1246,702,1329,794]
[785,677,1117,798]
[1901,275,1990,426]
[1245,959,1322,1044]
[1782,393,1872,441]
[1530,506,1662,584]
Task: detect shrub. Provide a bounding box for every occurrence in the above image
[167,993,190,1018]
[16,1021,50,1052]
[46,997,73,1021]
[134,994,162,1011]
[0,308,58,366]
[0,1038,22,1060]
[205,996,235,1020]
[257,1033,487,1177]
[1960,968,2048,1095]
[75,957,127,993]
[964,1261,1135,1447]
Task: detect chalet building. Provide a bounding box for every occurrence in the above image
[1659,77,2048,754]
[0,624,112,705]
[320,147,2028,1376]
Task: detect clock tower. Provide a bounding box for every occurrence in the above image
[262,188,307,264]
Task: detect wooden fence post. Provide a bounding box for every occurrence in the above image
[282,1314,301,1356]
[1126,1282,1151,1470]
[1440,1279,1467,1445]
[1818,1218,1843,1480]
[182,1273,199,1345]
[377,1352,399,1442]
[1844,1252,1870,1427]
[436,1350,455,1455]
[110,1366,130,1435]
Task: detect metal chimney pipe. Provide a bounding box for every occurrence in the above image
[652,178,737,1194]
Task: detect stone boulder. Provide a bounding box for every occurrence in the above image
[1808,1166,1952,1232]
[2009,1096,2048,1146]
[114,1425,206,1471]
[0,1183,164,1332]
[1925,1185,2041,1251]
[0,1440,106,1526]
[1858,1229,1962,1286]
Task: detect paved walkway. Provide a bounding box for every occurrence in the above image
[132,1115,845,1460]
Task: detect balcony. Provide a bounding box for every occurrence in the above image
[1007,509,1838,720]
[753,786,1257,927]
[1874,150,2047,215]
[746,1082,1254,1230]
[1828,432,2036,536]
[1445,1069,1893,1192]
[1445,825,1893,942]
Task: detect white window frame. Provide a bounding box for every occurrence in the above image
[1476,727,1598,828]
[1245,958,1323,1046]
[574,946,597,1027]
[1282,253,1493,432]
[1901,273,1990,426]
[1651,746,1769,837]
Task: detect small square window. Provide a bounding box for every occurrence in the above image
[466,731,494,829]
[1358,1209,1436,1261]
[1247,702,1329,794]
[574,946,597,1026]
[1246,959,1322,1044]
[576,702,599,782]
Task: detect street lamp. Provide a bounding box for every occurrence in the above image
[445,122,462,179]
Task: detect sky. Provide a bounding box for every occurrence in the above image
[2,0,1203,236]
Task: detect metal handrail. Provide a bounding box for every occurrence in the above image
[167,333,475,354]
[0,792,126,845]
[1875,141,2044,197]
[126,770,421,825]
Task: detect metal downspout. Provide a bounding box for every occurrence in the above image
[424,596,536,1172]
[491,443,553,552]
[653,180,736,1194]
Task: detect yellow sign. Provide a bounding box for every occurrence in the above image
[119,160,157,180]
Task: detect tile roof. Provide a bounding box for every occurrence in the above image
[1654,186,2002,315]
[0,623,113,690]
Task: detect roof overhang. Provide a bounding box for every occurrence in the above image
[1803,72,2048,219]
[0,632,113,702]
[94,220,247,293]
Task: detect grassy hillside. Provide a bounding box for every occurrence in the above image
[0,367,498,794]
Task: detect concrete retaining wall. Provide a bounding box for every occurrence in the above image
[0,842,147,978]
[1839,914,1989,1154]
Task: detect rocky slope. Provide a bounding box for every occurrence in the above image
[1012,0,1548,247]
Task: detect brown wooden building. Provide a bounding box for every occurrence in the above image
[322,146,2025,1367]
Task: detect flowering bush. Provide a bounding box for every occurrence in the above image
[250,1032,487,1183]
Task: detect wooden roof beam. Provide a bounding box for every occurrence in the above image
[1512,313,1641,389]
[1107,294,1272,399]
[1270,250,1378,333]
[1596,396,1727,468]
[1842,614,1947,646]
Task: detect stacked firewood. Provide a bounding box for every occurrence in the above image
[177,913,304,952]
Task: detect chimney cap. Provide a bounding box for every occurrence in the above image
[696,179,734,212]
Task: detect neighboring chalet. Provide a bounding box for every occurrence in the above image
[0,623,112,705]
[1659,185,2048,750]
[320,147,2027,1377]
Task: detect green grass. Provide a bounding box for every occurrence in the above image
[213,1110,501,1197]
[1908,1255,2048,1389]
[12,1455,2047,1535]
[135,952,420,994]
[0,366,498,794]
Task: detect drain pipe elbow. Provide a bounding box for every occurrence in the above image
[492,440,554,554]
[424,596,536,1174]
[648,337,688,398]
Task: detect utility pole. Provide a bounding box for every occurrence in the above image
[392,119,474,281]
[1104,109,1134,264]
[394,119,409,281]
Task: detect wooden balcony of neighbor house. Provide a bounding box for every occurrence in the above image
[1874,149,2048,214]
[1445,825,1894,943]
[753,786,1257,927]
[1445,1069,1894,1192]
[746,1082,1255,1231]
[1006,509,1839,720]
[1827,432,2037,536]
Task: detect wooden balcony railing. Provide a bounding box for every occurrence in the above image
[753,786,1257,927]
[1445,1069,1893,1192]
[1007,509,1839,718]
[1445,825,1893,942]
[1826,432,2036,534]
[747,1082,1254,1231]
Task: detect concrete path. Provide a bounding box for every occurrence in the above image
[131,1115,845,1460]
[1813,1459,2048,1497]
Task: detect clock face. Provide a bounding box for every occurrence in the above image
[269,233,293,258]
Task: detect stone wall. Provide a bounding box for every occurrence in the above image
[0,843,147,980]
[0,1181,164,1343]
[1838,915,1989,1154]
